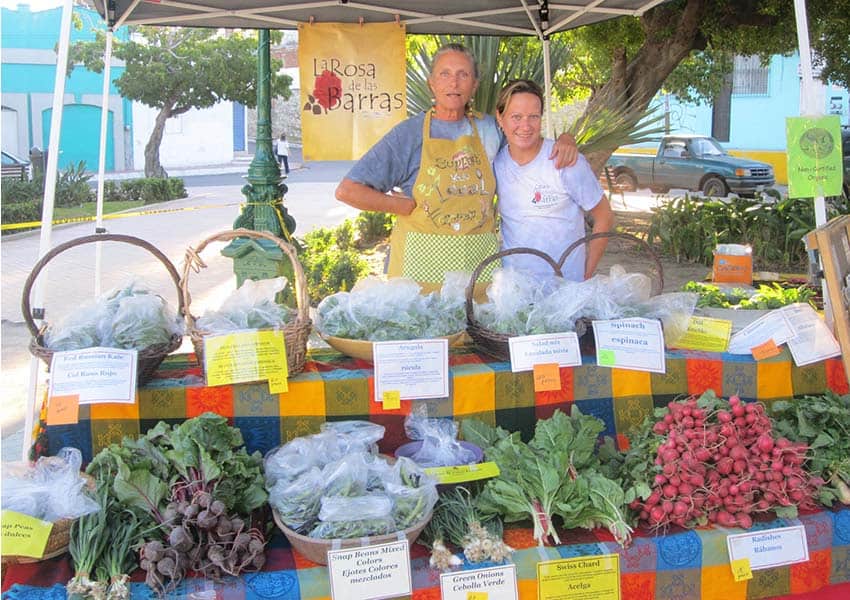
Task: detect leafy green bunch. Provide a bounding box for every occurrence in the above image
[462,409,631,547]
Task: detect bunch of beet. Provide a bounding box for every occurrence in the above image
[139,490,266,594]
[630,394,823,530]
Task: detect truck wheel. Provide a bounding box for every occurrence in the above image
[614,172,637,192]
[701,176,728,197]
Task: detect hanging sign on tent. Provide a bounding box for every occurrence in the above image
[298,22,407,161]
[785,115,843,198]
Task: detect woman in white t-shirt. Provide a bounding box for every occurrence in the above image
[493,79,614,281]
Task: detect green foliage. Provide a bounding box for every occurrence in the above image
[1,177,43,205]
[768,392,850,506]
[647,192,850,269]
[56,160,94,207]
[71,28,291,111]
[299,221,369,305]
[70,27,292,176]
[104,177,187,204]
[554,0,850,121]
[405,35,572,116]
[355,211,394,245]
[1,201,42,232]
[682,281,816,309]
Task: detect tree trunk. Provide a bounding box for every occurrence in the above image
[584,0,707,174]
[144,105,173,178]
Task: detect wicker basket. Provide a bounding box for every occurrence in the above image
[558,231,665,354]
[2,472,95,565]
[1,516,75,565]
[465,247,564,361]
[557,231,664,295]
[180,228,311,378]
[21,233,184,385]
[272,508,432,566]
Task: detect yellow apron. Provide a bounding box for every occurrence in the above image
[387,112,499,295]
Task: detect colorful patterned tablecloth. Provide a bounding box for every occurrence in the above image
[3,508,849,599]
[39,347,849,463]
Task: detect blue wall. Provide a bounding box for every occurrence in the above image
[671,54,849,151]
[1,3,131,170]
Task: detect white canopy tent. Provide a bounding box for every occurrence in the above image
[25,0,825,457]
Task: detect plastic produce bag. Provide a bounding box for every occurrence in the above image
[1,447,99,522]
[385,481,438,528]
[403,406,475,467]
[310,494,396,539]
[315,276,466,341]
[268,467,324,533]
[108,293,182,349]
[44,279,182,351]
[636,292,699,345]
[321,453,372,497]
[321,420,386,449]
[264,437,322,486]
[196,276,293,333]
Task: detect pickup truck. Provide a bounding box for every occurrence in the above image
[604,135,775,197]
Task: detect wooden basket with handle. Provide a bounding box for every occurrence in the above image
[464,247,565,361]
[21,233,183,385]
[557,231,664,295]
[180,228,311,377]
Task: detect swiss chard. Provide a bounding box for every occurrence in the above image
[467,409,630,547]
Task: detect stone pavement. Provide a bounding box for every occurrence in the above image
[0,159,359,461]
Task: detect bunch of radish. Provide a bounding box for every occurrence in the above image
[630,394,823,530]
[139,490,266,594]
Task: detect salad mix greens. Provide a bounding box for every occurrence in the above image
[315,276,466,340]
[474,266,696,338]
[45,280,182,351]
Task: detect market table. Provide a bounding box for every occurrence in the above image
[3,508,850,599]
[36,346,849,462]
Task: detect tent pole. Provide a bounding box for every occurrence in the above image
[793,0,827,228]
[543,37,553,138]
[23,0,75,460]
[94,29,114,297]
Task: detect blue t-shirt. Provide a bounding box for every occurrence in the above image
[345,112,503,197]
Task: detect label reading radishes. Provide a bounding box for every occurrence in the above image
[726,525,809,570]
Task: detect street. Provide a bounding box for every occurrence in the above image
[0,158,667,461]
[0,158,361,461]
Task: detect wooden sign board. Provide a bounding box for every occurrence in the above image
[805,214,850,381]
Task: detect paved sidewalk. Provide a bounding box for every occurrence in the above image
[1,163,358,461]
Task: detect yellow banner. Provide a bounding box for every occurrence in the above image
[298,22,407,160]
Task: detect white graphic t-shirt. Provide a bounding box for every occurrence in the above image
[494,139,604,280]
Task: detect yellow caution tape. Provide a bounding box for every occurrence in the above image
[0,202,244,231]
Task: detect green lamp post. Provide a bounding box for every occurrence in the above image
[223,29,297,303]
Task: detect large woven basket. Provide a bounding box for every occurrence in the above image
[1,515,75,565]
[2,473,95,565]
[558,231,665,354]
[180,228,311,378]
[272,508,432,566]
[557,231,664,296]
[465,247,564,361]
[21,233,183,385]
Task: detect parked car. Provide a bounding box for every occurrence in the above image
[1,150,32,181]
[604,134,775,197]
